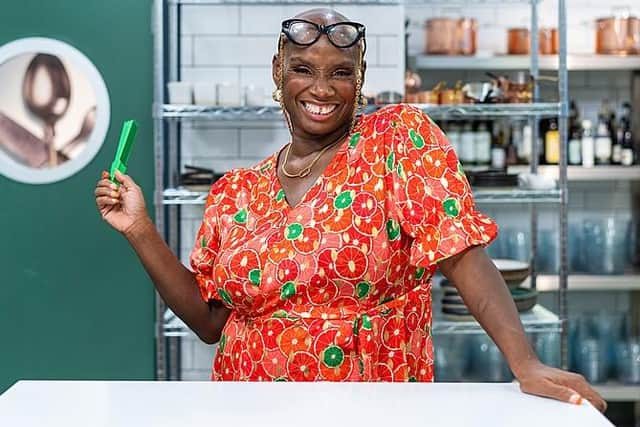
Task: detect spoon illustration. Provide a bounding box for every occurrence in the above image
[59,106,96,158]
[22,53,71,167]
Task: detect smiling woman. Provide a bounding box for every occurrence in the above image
[95,7,606,412]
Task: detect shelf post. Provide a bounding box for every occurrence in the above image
[558,0,570,371]
[528,0,540,293]
[153,0,168,381]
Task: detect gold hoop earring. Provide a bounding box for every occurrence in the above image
[272,89,282,102]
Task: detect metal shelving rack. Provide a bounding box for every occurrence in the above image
[411,54,640,71]
[153,0,570,380]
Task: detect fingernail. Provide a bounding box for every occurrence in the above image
[112,191,119,198]
[569,393,583,405]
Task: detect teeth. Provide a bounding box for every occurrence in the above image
[303,102,337,115]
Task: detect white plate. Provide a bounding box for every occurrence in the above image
[492,258,529,272]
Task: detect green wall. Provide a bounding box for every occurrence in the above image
[0,0,155,392]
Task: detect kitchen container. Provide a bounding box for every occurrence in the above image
[375,91,403,104]
[616,338,640,384]
[244,85,265,106]
[536,228,559,274]
[167,81,192,104]
[596,15,640,55]
[576,338,608,383]
[461,82,497,103]
[417,90,440,104]
[507,28,530,54]
[193,82,217,106]
[539,28,559,54]
[593,311,630,377]
[425,18,477,55]
[534,332,561,368]
[507,28,560,55]
[583,216,630,275]
[405,70,422,95]
[216,82,240,107]
[439,87,464,104]
[434,335,469,381]
[470,335,513,382]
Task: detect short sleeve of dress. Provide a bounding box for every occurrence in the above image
[189,173,231,302]
[384,105,498,268]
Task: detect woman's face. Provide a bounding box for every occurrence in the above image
[273,17,362,139]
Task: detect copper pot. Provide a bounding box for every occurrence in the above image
[507,28,560,55]
[417,90,440,104]
[596,16,640,55]
[425,18,477,55]
[457,18,478,55]
[439,82,464,104]
[539,28,559,54]
[404,92,420,103]
[507,28,530,54]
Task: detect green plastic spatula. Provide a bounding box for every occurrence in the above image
[109,120,138,183]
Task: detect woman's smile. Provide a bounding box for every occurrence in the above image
[300,101,339,120]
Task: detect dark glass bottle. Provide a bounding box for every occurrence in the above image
[620,102,635,166]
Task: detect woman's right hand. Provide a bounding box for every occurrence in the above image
[95,170,151,236]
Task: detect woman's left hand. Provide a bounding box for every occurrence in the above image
[515,360,607,413]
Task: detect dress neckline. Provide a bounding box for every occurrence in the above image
[271,134,351,210]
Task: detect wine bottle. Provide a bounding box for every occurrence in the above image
[620,103,635,166]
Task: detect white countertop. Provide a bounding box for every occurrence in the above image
[0,381,612,427]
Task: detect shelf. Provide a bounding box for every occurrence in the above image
[160,104,283,121]
[164,304,560,338]
[161,188,209,205]
[410,103,560,119]
[171,0,401,4]
[472,188,560,204]
[163,309,190,338]
[171,0,534,4]
[160,187,561,205]
[593,383,640,402]
[412,54,640,71]
[535,274,640,292]
[158,103,561,121]
[508,165,640,181]
[432,304,560,335]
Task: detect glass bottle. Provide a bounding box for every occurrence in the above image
[568,101,582,165]
[446,122,461,155]
[475,121,492,166]
[594,116,612,165]
[516,122,531,164]
[491,122,507,170]
[620,103,635,166]
[568,122,582,166]
[544,117,560,165]
[581,119,595,168]
[460,121,476,166]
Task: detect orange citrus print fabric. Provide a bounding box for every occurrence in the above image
[190,104,498,381]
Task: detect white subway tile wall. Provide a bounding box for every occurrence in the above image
[175,2,636,377]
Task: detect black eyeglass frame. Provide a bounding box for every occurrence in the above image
[281,19,367,52]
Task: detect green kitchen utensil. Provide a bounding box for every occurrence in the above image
[109,120,138,183]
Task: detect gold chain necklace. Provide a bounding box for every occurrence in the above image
[281,133,347,179]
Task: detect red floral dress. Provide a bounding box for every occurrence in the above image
[190,104,497,381]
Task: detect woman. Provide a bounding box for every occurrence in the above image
[95,8,605,411]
